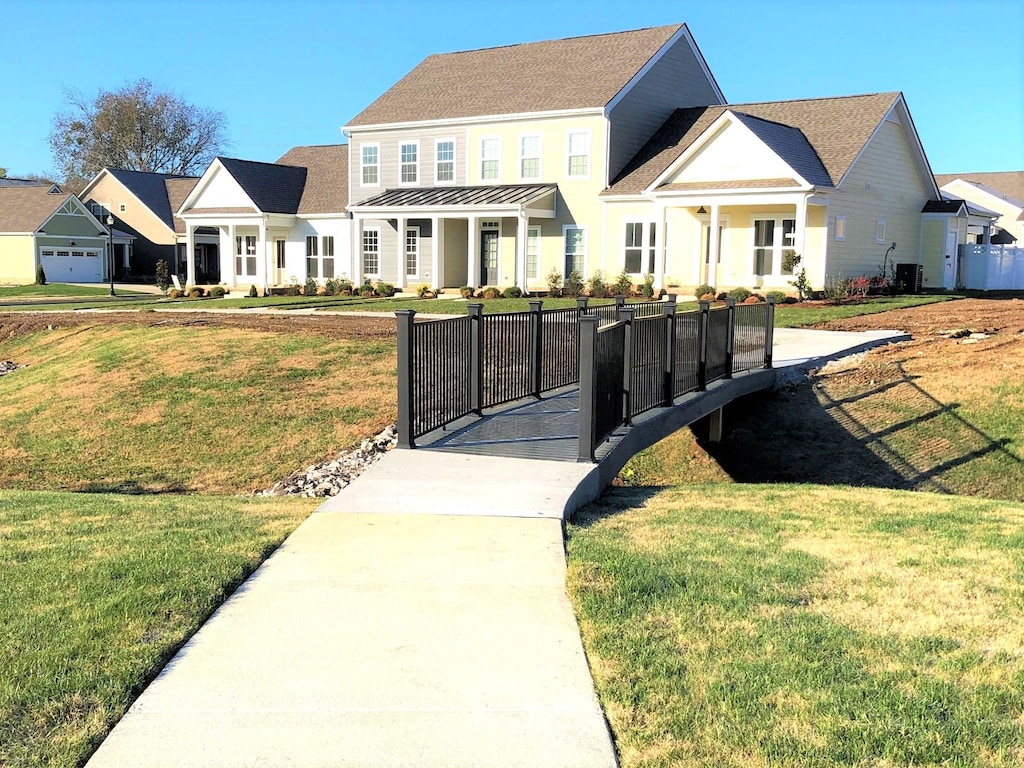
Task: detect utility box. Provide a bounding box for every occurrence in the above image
[894,263,923,294]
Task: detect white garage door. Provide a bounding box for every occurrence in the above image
[39,248,104,282]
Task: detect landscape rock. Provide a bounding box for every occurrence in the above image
[0,360,23,377]
[256,424,398,498]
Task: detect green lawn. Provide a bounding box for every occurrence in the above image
[568,484,1024,768]
[0,284,147,300]
[0,324,396,493]
[0,490,316,768]
[774,294,956,327]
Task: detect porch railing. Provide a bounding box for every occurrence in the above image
[396,296,774,456]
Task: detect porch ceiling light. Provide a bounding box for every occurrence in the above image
[697,206,707,214]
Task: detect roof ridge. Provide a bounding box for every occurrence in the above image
[217,156,305,170]
[724,91,900,109]
[425,23,683,58]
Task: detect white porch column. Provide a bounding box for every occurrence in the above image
[708,204,721,288]
[395,216,407,290]
[352,216,363,285]
[257,218,268,295]
[185,225,196,287]
[795,195,807,270]
[982,224,992,246]
[467,215,479,287]
[431,216,441,290]
[653,202,667,290]
[516,212,528,292]
[227,224,236,288]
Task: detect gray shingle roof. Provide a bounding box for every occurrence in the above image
[275,145,349,214]
[346,24,685,126]
[0,187,79,232]
[605,92,900,196]
[351,184,556,208]
[216,157,307,215]
[107,168,196,230]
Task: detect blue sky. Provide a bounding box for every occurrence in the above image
[2,0,1021,178]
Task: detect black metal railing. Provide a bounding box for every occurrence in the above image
[397,295,775,453]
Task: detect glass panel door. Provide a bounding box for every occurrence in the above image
[753,219,774,277]
[480,230,499,285]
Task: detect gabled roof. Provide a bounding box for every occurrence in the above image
[0,186,79,232]
[935,171,1024,208]
[215,157,307,215]
[165,178,200,234]
[346,24,689,127]
[0,178,59,190]
[605,92,901,196]
[275,145,349,214]
[102,168,195,229]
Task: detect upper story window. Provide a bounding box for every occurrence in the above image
[567,130,590,178]
[436,139,455,183]
[400,141,419,184]
[480,137,500,181]
[361,143,380,186]
[520,134,541,180]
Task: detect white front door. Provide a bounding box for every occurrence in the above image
[943,231,958,290]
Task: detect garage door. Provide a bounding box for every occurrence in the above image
[39,248,104,282]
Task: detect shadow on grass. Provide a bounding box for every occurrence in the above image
[78,480,189,495]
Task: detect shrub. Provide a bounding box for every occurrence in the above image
[154,259,170,291]
[782,250,802,274]
[187,286,204,299]
[823,276,852,304]
[167,288,182,299]
[546,267,563,297]
[563,269,584,298]
[376,281,396,297]
[481,286,502,299]
[284,284,301,297]
[727,287,752,302]
[303,277,317,296]
[743,294,763,304]
[640,273,655,299]
[587,270,608,299]
[35,265,46,285]
[360,279,375,296]
[417,283,434,298]
[695,284,715,299]
[612,269,633,297]
[208,285,226,299]
[850,275,871,298]
[248,284,258,298]
[322,278,339,296]
[766,290,788,304]
[789,268,812,301]
[459,286,475,299]
[503,285,523,299]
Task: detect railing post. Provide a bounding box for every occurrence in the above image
[614,294,626,310]
[577,314,599,462]
[576,296,589,313]
[619,306,635,425]
[725,297,736,378]
[529,299,543,398]
[395,310,416,449]
[467,302,484,414]
[698,300,710,391]
[663,298,676,406]
[765,296,776,369]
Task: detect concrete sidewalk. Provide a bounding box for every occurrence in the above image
[85,326,909,768]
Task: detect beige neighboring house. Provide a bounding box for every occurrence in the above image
[934,172,1024,245]
[176,145,349,291]
[0,185,131,284]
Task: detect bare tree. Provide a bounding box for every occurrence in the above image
[49,79,229,189]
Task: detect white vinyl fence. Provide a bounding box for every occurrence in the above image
[961,245,1024,290]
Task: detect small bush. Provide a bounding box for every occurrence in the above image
[727,287,752,302]
[481,286,502,299]
[322,278,339,296]
[823,276,852,304]
[587,270,609,299]
[789,268,812,301]
[417,283,434,298]
[459,286,475,299]
[284,284,301,297]
[360,279,375,296]
[640,273,655,299]
[154,260,170,291]
[167,288,182,299]
[503,285,523,299]
[695,284,715,299]
[376,281,396,297]
[766,290,788,304]
[563,269,584,298]
[35,265,46,286]
[304,277,317,296]
[187,287,204,299]
[337,278,353,294]
[782,251,802,274]
[743,294,763,304]
[612,270,633,297]
[208,285,226,299]
[546,267,563,297]
[248,284,258,298]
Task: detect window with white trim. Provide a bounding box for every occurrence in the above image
[405,227,419,277]
[361,144,379,186]
[322,235,335,279]
[563,226,586,276]
[245,235,257,276]
[235,236,243,275]
[624,222,656,274]
[306,235,319,279]
[520,134,541,180]
[56,250,69,257]
[400,141,418,184]
[40,249,55,257]
[834,215,847,241]
[118,203,126,213]
[567,130,590,177]
[275,240,286,270]
[480,137,500,181]
[751,217,796,277]
[362,228,380,276]
[526,227,540,281]
[436,139,455,183]
[875,219,886,244]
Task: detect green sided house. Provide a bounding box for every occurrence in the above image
[0,185,132,284]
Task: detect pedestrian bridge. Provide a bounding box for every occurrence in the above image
[395,296,776,485]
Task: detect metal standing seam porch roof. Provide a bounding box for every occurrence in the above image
[350,184,557,211]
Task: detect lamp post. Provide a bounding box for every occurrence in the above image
[106,215,116,297]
